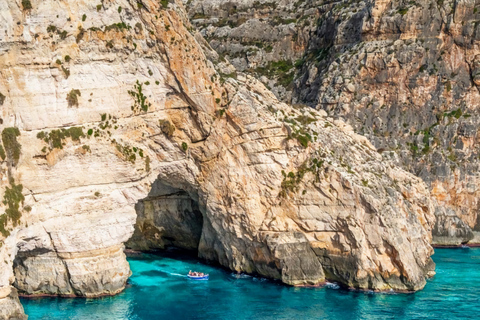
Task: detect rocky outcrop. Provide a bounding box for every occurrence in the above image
[184,0,321,102]
[0,0,437,317]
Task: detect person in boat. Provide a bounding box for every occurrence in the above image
[188,270,192,276]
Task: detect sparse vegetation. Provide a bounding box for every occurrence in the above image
[255,60,295,87]
[160,0,169,9]
[2,128,21,166]
[0,92,5,106]
[159,119,175,137]
[182,142,188,151]
[128,80,151,113]
[67,89,81,107]
[22,0,32,10]
[36,127,85,150]
[0,146,5,161]
[0,179,24,237]
[61,66,70,78]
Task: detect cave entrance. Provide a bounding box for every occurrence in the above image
[126,180,204,253]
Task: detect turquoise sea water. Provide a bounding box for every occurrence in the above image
[21,248,480,319]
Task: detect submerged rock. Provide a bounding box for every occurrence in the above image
[0,0,435,317]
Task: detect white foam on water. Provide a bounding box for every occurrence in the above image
[325,282,340,289]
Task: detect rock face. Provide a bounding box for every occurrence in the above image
[184,0,321,102]
[187,0,480,246]
[292,0,480,246]
[0,0,436,318]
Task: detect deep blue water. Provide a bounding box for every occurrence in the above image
[21,248,480,319]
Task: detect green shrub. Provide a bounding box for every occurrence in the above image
[105,22,131,32]
[160,0,169,9]
[47,25,57,33]
[97,4,102,11]
[22,0,32,10]
[37,127,85,150]
[67,89,81,107]
[0,146,5,161]
[181,142,188,151]
[3,180,24,226]
[59,30,68,40]
[82,14,87,22]
[2,128,21,165]
[0,92,5,105]
[64,55,71,62]
[61,66,70,78]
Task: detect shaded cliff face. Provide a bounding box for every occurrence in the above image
[186,0,480,246]
[0,0,436,318]
[293,0,480,245]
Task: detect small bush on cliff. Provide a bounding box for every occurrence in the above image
[2,128,21,166]
[62,66,70,78]
[67,89,81,107]
[159,119,175,137]
[182,142,188,151]
[160,0,169,9]
[22,0,32,10]
[0,146,5,161]
[0,92,5,105]
[37,127,85,150]
[3,179,24,228]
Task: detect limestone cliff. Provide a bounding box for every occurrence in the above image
[184,0,321,102]
[293,0,480,246]
[0,0,435,318]
[186,0,480,246]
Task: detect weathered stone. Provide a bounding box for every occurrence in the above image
[0,0,438,317]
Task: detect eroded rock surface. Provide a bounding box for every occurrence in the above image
[292,0,480,245]
[186,0,480,246]
[0,0,436,318]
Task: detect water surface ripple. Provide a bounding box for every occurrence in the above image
[21,248,480,319]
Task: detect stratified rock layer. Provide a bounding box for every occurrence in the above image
[0,0,435,318]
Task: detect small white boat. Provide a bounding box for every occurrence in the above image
[187,274,209,280]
